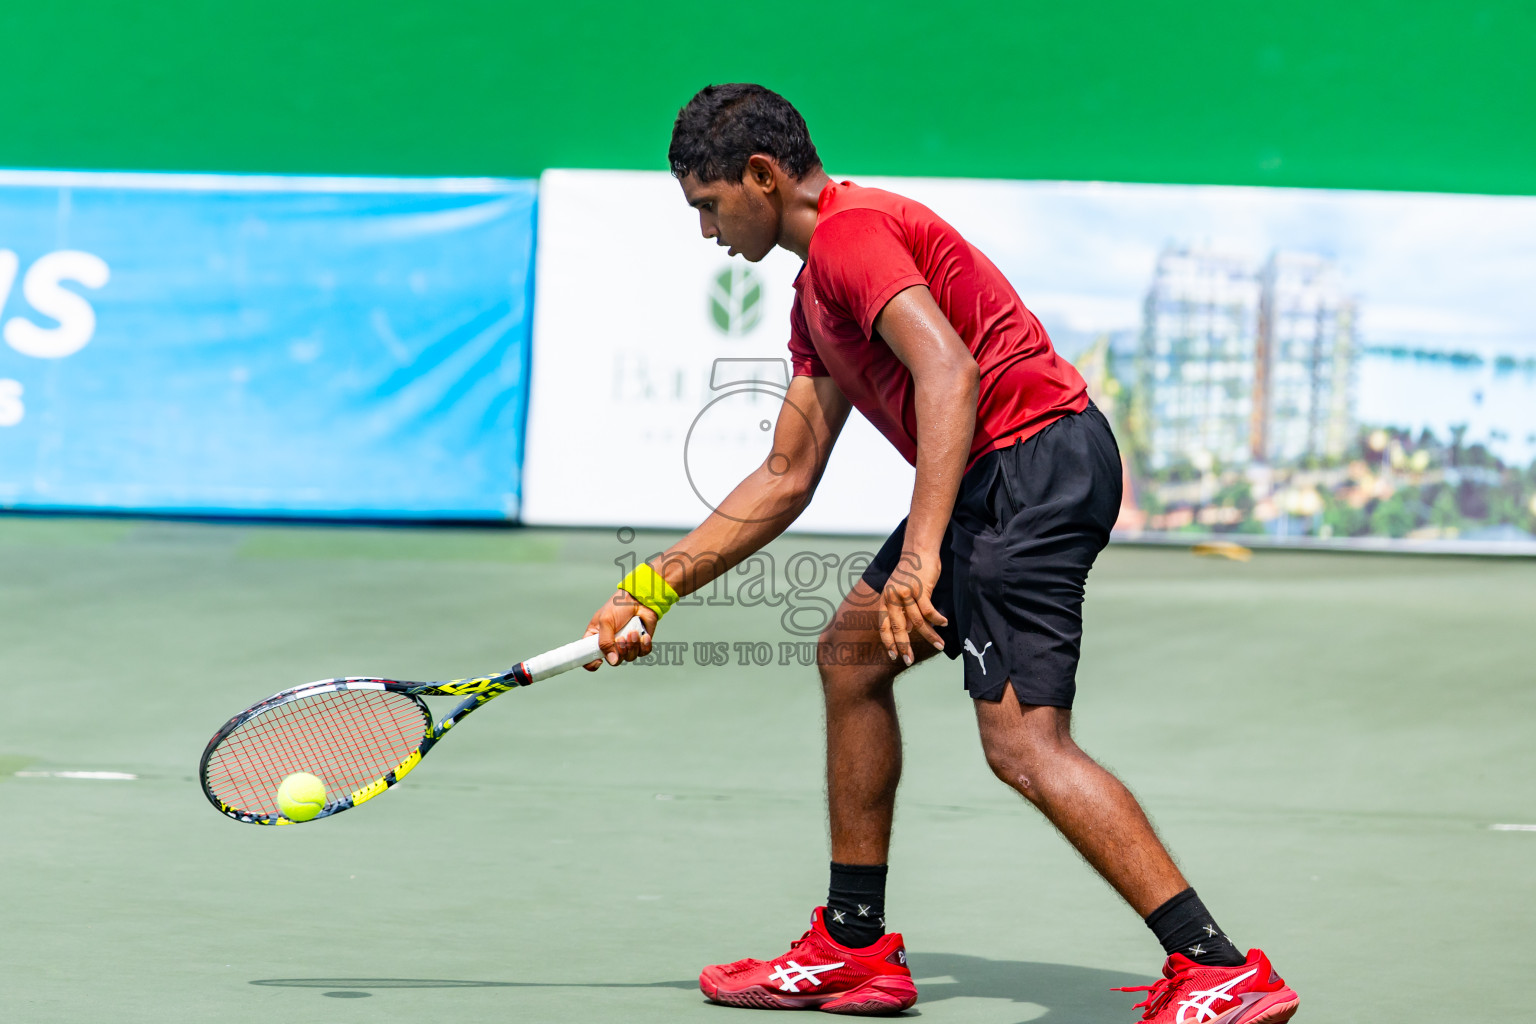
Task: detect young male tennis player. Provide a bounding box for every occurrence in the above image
[583,84,1299,1023]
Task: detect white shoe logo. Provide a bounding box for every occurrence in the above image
[1176,968,1257,1022]
[963,638,993,674]
[768,960,845,993]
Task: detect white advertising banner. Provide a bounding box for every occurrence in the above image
[523,169,914,534]
[527,169,1536,550]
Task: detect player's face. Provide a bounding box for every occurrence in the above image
[680,172,779,262]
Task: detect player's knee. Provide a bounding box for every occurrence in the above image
[818,616,883,684]
[818,644,898,708]
[817,656,849,695]
[819,657,891,705]
[981,733,1075,803]
[982,745,1029,792]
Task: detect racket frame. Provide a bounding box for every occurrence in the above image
[199,618,642,825]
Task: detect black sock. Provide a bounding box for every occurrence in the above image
[825,862,887,948]
[1145,888,1246,967]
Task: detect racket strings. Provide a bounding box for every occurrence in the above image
[205,688,429,816]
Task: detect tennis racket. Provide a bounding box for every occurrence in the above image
[200,617,645,825]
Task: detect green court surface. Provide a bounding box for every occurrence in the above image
[0,516,1531,1022]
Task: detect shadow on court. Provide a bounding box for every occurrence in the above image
[907,953,1144,1019]
[251,953,1144,1019]
[249,976,699,999]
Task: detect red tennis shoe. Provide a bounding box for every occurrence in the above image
[1115,948,1299,1023]
[698,907,918,1014]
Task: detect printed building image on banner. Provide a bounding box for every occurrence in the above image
[0,171,536,518]
[528,169,1536,550]
[875,178,1536,551]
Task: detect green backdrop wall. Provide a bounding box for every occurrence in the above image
[0,2,1530,194]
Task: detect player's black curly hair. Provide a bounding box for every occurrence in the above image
[669,84,821,184]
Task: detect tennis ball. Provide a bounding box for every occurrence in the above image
[277,772,327,822]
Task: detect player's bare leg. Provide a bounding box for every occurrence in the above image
[973,693,1300,1020]
[695,580,929,1012]
[819,579,939,865]
[973,686,1188,916]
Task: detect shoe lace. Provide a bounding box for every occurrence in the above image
[1113,975,1176,1019]
[721,930,814,976]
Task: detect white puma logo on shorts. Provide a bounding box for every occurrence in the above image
[963,638,993,674]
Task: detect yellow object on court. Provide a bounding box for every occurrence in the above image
[1191,540,1254,562]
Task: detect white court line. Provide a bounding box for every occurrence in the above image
[1490,824,1536,832]
[13,770,138,780]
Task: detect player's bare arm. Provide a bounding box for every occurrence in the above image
[871,285,979,664]
[583,373,850,666]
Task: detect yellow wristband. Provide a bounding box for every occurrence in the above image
[617,563,680,618]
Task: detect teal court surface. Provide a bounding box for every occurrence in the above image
[1,515,1532,1023]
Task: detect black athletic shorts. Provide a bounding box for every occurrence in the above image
[860,402,1122,707]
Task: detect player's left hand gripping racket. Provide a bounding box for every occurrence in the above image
[200,618,645,825]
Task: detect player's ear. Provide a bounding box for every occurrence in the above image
[745,154,778,194]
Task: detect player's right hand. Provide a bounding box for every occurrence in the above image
[582,591,659,670]
[879,548,947,665]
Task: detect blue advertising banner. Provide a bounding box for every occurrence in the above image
[0,170,536,518]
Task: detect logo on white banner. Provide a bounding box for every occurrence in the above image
[709,265,765,337]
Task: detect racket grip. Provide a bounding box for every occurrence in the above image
[522,616,647,682]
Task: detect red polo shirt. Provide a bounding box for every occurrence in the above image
[788,181,1087,468]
